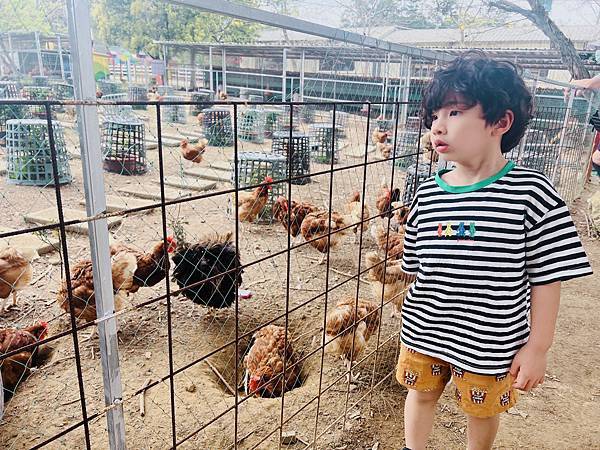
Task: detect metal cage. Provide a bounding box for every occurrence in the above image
[190,89,214,116]
[0,81,20,99]
[128,85,148,110]
[101,118,147,175]
[232,152,287,223]
[0,103,30,144]
[32,76,49,87]
[393,130,420,169]
[271,131,311,185]
[4,118,72,186]
[156,85,175,96]
[21,86,53,119]
[239,108,266,143]
[202,107,233,146]
[402,163,432,205]
[160,95,186,124]
[100,93,136,122]
[97,79,124,96]
[309,123,339,164]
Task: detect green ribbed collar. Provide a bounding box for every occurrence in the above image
[435,160,515,193]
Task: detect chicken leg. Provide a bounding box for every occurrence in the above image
[344,358,360,384]
[317,253,327,265]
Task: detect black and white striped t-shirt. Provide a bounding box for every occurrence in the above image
[400,161,593,375]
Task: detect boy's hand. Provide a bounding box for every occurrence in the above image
[509,343,547,391]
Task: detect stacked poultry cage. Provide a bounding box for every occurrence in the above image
[101,117,147,175]
[232,152,287,223]
[271,131,311,185]
[239,108,266,143]
[308,123,339,164]
[160,96,186,124]
[190,89,214,116]
[264,107,285,138]
[393,130,420,169]
[333,111,349,137]
[0,104,30,145]
[128,85,148,110]
[21,86,53,119]
[4,118,72,186]
[402,163,432,205]
[32,76,49,87]
[0,81,20,99]
[97,79,124,95]
[100,93,136,122]
[202,107,233,146]
[51,82,75,100]
[156,85,175,96]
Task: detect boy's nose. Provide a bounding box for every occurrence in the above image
[431,121,446,135]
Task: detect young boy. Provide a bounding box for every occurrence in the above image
[397,54,593,450]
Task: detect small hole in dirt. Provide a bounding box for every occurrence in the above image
[207,329,307,398]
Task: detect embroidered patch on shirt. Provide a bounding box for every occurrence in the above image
[437,222,476,240]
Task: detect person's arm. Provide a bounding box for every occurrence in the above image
[509,281,560,391]
[569,74,600,91]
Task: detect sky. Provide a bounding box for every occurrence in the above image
[288,0,600,28]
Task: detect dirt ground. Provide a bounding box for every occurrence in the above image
[0,105,598,449]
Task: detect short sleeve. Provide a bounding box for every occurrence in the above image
[525,199,593,285]
[401,195,419,275]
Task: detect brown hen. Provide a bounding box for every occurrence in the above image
[272,197,319,244]
[110,237,176,295]
[0,322,48,399]
[300,210,350,264]
[370,217,407,260]
[345,191,370,243]
[244,325,301,397]
[57,252,137,330]
[180,139,208,164]
[234,176,273,223]
[366,252,413,318]
[0,247,35,314]
[325,297,380,383]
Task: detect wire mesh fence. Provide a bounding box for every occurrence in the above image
[0,87,595,448]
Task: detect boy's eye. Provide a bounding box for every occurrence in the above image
[449,110,461,116]
[431,114,438,121]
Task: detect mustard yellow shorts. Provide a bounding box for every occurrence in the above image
[396,345,518,418]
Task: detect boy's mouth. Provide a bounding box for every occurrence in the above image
[433,139,449,153]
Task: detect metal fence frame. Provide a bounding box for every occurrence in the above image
[0,1,597,448]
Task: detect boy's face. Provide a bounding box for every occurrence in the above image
[429,93,504,163]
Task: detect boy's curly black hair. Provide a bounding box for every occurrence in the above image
[421,52,533,154]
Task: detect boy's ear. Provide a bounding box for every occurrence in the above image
[493,110,514,136]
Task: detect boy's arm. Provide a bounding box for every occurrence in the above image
[509,281,560,391]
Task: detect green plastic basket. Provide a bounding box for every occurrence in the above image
[5,118,72,186]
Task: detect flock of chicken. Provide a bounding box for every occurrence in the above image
[0,121,421,403]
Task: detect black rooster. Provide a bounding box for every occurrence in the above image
[171,232,244,311]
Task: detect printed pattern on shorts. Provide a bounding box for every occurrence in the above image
[396,345,518,418]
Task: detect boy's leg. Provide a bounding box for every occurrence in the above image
[466,414,500,450]
[396,345,451,450]
[404,387,445,450]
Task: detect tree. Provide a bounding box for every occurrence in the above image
[0,0,66,33]
[341,0,404,34]
[488,0,590,79]
[91,0,261,56]
[340,0,506,38]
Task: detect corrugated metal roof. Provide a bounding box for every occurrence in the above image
[258,24,600,48]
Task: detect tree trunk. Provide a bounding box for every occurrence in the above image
[489,0,590,79]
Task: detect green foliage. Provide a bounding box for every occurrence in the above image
[91,0,261,56]
[341,0,507,32]
[0,0,66,33]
